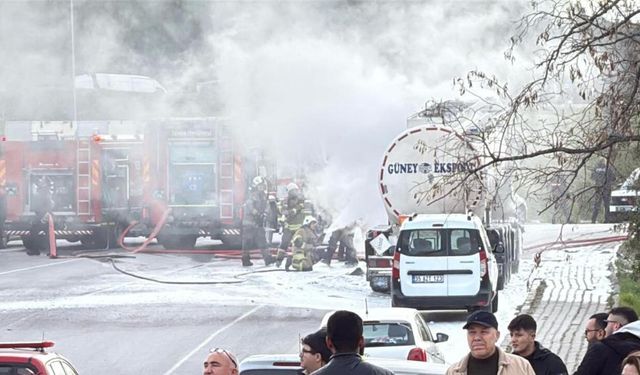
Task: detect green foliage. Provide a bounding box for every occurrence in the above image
[619,274,640,314]
[617,211,640,312]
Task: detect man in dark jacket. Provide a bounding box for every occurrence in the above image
[508,314,567,375]
[584,313,608,345]
[574,311,640,375]
[311,310,394,375]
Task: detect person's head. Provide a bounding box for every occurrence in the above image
[463,310,500,359]
[326,310,364,355]
[585,312,608,343]
[300,329,332,374]
[303,216,318,229]
[507,314,537,357]
[622,351,640,375]
[605,307,639,337]
[251,176,267,192]
[286,183,299,195]
[203,348,238,375]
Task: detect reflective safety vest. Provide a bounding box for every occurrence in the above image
[290,226,316,271]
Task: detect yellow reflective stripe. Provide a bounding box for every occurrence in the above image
[0,160,5,186]
[91,160,100,186]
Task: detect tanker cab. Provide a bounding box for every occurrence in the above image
[393,214,498,310]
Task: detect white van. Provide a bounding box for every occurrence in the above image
[390,214,499,312]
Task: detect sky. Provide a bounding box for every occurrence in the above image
[0,0,536,227]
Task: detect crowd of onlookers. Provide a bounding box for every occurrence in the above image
[202,306,640,375]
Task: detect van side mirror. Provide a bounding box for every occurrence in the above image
[435,332,449,343]
[494,243,505,253]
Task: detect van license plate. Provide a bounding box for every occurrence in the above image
[412,275,444,283]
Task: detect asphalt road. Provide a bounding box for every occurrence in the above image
[0,242,329,375]
[0,223,621,374]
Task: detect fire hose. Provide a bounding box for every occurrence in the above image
[523,233,628,291]
[117,207,171,253]
[43,210,284,284]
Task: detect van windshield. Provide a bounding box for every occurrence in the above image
[398,228,482,256]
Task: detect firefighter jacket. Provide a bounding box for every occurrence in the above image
[242,189,267,228]
[281,192,305,231]
[291,226,317,271]
[446,346,535,375]
[32,184,54,217]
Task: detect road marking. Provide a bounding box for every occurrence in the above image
[0,259,81,276]
[163,304,264,375]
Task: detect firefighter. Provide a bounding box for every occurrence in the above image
[265,193,280,246]
[275,183,306,267]
[241,176,275,267]
[27,176,54,255]
[287,215,319,272]
[322,222,358,266]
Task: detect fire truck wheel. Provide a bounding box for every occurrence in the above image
[157,234,197,250]
[220,235,243,250]
[22,235,47,252]
[80,226,120,250]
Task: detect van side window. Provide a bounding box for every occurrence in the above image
[450,229,480,256]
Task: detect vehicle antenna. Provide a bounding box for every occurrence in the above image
[364,298,369,315]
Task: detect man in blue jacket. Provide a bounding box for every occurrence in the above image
[508,314,568,375]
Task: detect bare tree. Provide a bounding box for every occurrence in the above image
[451,0,640,222]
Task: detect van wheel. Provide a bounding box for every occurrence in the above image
[491,292,499,313]
[497,276,505,290]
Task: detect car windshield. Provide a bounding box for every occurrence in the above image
[363,322,415,347]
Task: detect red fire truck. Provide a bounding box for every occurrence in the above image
[0,120,145,251]
[142,117,272,249]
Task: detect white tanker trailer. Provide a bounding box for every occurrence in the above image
[365,104,525,297]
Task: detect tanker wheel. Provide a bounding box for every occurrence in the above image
[157,234,197,250]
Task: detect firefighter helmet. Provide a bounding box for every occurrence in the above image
[303,216,317,226]
[252,176,265,187]
[286,183,299,193]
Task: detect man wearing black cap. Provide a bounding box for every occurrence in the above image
[312,310,394,375]
[446,311,535,375]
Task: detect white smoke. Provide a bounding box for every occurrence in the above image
[205,1,533,228]
[1,1,534,229]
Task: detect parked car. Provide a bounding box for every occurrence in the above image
[238,353,448,375]
[391,214,500,313]
[0,341,79,375]
[320,308,448,363]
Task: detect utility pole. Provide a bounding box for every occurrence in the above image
[69,0,77,123]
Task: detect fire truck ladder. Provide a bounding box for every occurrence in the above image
[76,139,91,216]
